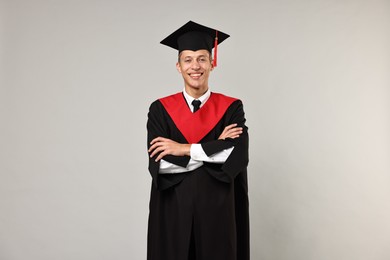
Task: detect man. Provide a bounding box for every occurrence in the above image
[146,21,249,260]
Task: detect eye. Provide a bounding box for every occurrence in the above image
[184,58,192,63]
[198,57,207,62]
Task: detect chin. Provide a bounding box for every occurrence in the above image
[189,83,204,89]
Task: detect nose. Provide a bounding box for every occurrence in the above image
[191,60,200,70]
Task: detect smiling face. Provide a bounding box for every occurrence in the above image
[176,49,214,98]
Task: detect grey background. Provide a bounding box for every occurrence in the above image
[1,0,389,259]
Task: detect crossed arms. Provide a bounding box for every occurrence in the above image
[147,99,249,189]
[148,123,242,162]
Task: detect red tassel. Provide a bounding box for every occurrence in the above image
[213,30,218,67]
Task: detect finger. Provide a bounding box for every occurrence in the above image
[226,127,241,136]
[150,145,165,158]
[228,126,242,131]
[228,127,243,134]
[148,143,156,153]
[148,141,162,153]
[224,123,238,131]
[232,130,243,136]
[228,123,238,127]
[150,137,167,145]
[150,137,160,145]
[226,129,243,138]
[222,125,235,134]
[155,151,168,162]
[230,127,243,133]
[149,137,173,152]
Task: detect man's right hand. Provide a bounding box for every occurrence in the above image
[218,123,243,140]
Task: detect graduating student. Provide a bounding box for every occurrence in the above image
[146,21,250,260]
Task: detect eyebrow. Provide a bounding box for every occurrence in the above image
[183,55,208,59]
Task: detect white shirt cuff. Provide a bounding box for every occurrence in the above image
[159,158,203,174]
[190,143,234,163]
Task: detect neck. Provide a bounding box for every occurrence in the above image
[184,86,208,99]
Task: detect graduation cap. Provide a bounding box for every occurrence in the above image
[160,21,230,67]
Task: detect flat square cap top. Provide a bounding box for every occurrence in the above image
[160,21,230,53]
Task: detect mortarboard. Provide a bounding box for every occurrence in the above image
[160,21,230,67]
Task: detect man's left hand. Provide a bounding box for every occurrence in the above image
[149,137,191,162]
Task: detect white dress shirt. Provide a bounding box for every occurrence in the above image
[159,89,234,174]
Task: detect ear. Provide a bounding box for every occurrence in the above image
[176,62,182,73]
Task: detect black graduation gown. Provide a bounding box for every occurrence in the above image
[146,92,249,260]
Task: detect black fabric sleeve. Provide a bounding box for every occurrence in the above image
[147,101,191,189]
[202,100,249,182]
[201,138,235,156]
[147,101,191,166]
[201,100,247,156]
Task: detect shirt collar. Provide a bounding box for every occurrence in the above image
[183,88,211,112]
